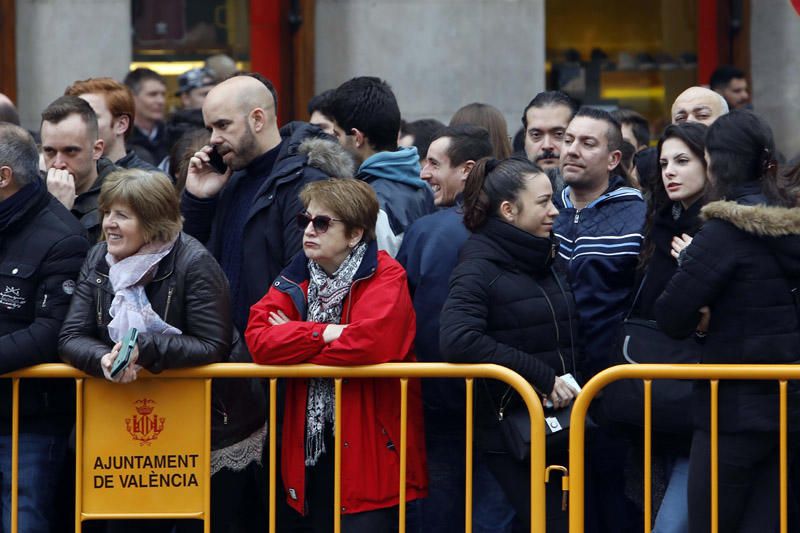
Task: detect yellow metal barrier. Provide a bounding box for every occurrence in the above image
[3,362,549,533]
[568,364,799,533]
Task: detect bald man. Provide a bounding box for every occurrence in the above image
[181,73,354,332]
[0,93,19,125]
[671,86,729,126]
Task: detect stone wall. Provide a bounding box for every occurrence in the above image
[16,0,131,130]
[751,0,800,160]
[315,0,546,136]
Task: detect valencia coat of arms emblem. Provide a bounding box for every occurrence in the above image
[125,399,165,446]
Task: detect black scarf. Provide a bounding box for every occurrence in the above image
[0,178,42,231]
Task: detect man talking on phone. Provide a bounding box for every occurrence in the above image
[181,73,354,335]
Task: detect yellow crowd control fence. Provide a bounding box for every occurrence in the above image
[568,364,800,533]
[2,362,550,533]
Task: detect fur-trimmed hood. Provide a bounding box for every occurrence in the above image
[276,121,355,179]
[702,200,800,278]
[702,201,800,237]
[298,137,356,179]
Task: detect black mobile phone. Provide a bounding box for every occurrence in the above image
[110,327,138,378]
[208,146,228,174]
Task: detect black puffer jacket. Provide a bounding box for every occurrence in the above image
[59,233,265,449]
[440,218,581,451]
[655,190,800,432]
[0,181,89,433]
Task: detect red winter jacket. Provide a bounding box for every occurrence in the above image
[245,241,428,515]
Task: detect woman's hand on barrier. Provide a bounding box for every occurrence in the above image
[548,376,579,410]
[268,310,291,326]
[101,342,141,384]
[670,233,693,260]
[322,324,348,343]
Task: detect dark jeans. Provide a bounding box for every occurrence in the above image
[407,420,465,533]
[472,453,515,533]
[481,449,569,533]
[584,421,639,533]
[0,432,67,533]
[688,429,791,533]
[305,431,398,533]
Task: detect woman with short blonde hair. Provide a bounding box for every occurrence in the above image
[60,168,267,532]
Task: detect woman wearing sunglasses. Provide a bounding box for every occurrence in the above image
[245,178,427,532]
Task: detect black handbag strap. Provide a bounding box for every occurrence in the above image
[625,272,649,321]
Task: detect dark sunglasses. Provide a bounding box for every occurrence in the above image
[296,213,343,233]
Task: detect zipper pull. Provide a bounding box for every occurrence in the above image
[223,412,228,425]
[573,210,580,224]
[498,408,505,421]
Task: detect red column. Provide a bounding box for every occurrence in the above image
[250,0,289,124]
[697,0,719,85]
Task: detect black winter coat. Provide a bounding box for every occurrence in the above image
[59,233,265,448]
[655,191,800,433]
[0,182,89,432]
[440,218,581,451]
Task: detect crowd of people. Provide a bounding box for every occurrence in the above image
[0,58,798,533]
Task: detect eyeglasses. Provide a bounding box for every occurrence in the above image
[296,213,343,233]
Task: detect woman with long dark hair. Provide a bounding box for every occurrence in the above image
[440,157,581,532]
[634,122,709,533]
[656,111,800,533]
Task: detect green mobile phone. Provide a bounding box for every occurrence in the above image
[110,327,138,378]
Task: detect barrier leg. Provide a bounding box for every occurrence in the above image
[269,378,277,533]
[644,379,652,532]
[780,380,787,533]
[75,379,83,532]
[334,378,342,533]
[204,379,212,533]
[465,378,474,533]
[11,379,19,533]
[710,380,719,533]
[399,379,408,532]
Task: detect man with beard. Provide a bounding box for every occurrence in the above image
[181,74,354,334]
[521,91,578,195]
[181,73,353,531]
